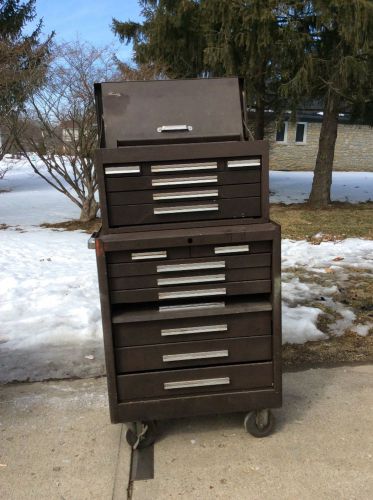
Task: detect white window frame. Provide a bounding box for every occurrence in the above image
[275,121,288,144]
[295,122,307,144]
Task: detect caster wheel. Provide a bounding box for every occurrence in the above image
[244,409,275,438]
[126,421,158,449]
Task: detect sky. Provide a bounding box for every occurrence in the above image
[29,0,142,63]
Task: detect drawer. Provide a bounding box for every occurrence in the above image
[115,335,272,373]
[113,310,272,347]
[106,246,190,264]
[190,241,271,257]
[109,266,270,290]
[105,164,261,192]
[116,362,273,401]
[108,197,261,227]
[110,279,272,304]
[108,253,271,278]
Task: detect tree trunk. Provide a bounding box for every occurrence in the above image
[308,93,339,208]
[80,196,99,222]
[254,98,265,140]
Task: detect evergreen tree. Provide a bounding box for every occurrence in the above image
[0,0,52,124]
[283,1,373,207]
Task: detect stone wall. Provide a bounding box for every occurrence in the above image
[266,121,373,171]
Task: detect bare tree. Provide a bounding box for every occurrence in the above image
[13,41,117,222]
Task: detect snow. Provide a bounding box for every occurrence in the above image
[270,171,373,204]
[0,157,372,381]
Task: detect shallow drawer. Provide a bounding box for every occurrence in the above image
[106,246,190,264]
[115,335,272,373]
[113,309,272,347]
[108,252,271,277]
[116,362,273,401]
[110,279,272,304]
[110,266,270,290]
[105,166,261,192]
[190,241,272,257]
[108,197,261,227]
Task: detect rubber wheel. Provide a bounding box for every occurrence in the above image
[244,410,275,438]
[126,421,158,449]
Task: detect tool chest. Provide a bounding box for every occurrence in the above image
[92,78,282,447]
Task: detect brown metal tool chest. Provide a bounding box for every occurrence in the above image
[92,78,282,447]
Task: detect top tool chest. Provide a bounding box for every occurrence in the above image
[92,77,281,448]
[94,79,269,233]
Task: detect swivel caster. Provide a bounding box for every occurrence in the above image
[244,409,275,438]
[126,421,158,449]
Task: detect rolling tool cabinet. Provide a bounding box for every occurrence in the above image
[92,78,282,448]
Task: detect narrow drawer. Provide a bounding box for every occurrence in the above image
[109,266,270,291]
[108,253,271,278]
[115,335,272,373]
[108,197,261,227]
[116,362,273,401]
[106,246,190,264]
[190,240,271,257]
[110,279,271,304]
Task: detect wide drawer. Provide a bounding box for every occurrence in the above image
[108,197,261,227]
[106,240,271,265]
[108,253,271,278]
[115,335,272,373]
[110,279,271,304]
[116,362,273,401]
[113,309,272,347]
[109,266,270,291]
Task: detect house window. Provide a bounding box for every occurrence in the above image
[275,122,288,143]
[295,122,307,143]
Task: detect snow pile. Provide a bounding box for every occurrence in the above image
[270,171,373,204]
[0,228,104,382]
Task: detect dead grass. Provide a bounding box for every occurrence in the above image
[271,202,373,240]
[40,219,101,233]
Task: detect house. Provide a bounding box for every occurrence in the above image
[262,105,373,171]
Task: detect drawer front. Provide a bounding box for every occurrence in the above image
[106,246,190,264]
[116,362,273,401]
[109,266,270,291]
[110,279,271,304]
[113,310,272,347]
[190,241,271,257]
[115,335,272,373]
[108,252,271,277]
[108,197,261,227]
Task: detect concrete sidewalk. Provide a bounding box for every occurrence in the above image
[1,365,372,500]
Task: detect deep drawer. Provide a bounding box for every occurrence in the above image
[113,309,272,347]
[116,362,273,401]
[110,279,272,304]
[108,197,261,227]
[115,335,272,373]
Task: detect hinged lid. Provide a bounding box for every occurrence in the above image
[95,78,246,148]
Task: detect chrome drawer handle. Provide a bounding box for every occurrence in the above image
[227,159,260,168]
[154,203,218,215]
[152,175,217,187]
[164,377,230,390]
[163,350,229,363]
[157,261,225,273]
[131,250,167,261]
[159,288,226,300]
[105,166,140,175]
[157,274,225,286]
[151,162,217,173]
[157,125,193,132]
[214,244,250,254]
[159,302,225,312]
[153,189,218,201]
[161,324,228,337]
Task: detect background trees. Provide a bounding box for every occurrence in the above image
[13,42,117,221]
[0,0,52,161]
[113,0,373,206]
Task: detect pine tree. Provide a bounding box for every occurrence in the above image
[0,0,52,123]
[283,1,373,207]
